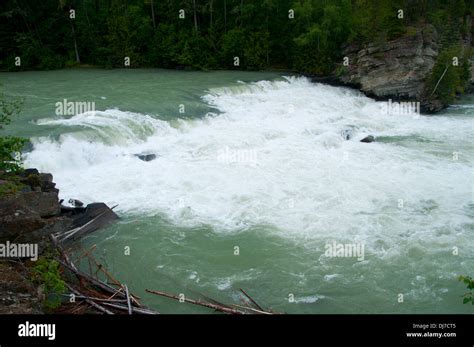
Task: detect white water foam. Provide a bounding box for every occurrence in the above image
[25,77,473,255]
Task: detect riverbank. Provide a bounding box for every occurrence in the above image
[0,169,121,314]
[0,170,277,315]
[0,170,69,313]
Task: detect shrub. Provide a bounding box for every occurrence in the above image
[31,256,66,310]
[0,89,26,173]
[459,275,474,305]
[425,46,471,104]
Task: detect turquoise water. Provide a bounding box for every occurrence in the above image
[2,69,473,313]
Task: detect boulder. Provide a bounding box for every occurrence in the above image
[0,199,46,243]
[135,153,157,162]
[39,173,58,193]
[13,191,60,218]
[20,168,39,177]
[360,135,375,143]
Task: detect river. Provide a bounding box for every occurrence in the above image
[2,69,473,313]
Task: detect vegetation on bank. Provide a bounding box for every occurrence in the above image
[425,46,472,104]
[30,252,67,311]
[0,87,25,193]
[459,275,474,305]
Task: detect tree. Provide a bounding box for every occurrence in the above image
[0,88,25,174]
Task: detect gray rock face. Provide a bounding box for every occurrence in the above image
[12,191,60,218]
[339,25,439,102]
[0,171,62,249]
[0,200,46,242]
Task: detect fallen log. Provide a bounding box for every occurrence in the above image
[56,257,126,299]
[239,288,264,311]
[124,285,132,315]
[146,289,246,314]
[61,294,127,304]
[229,303,274,315]
[66,283,114,315]
[101,302,159,315]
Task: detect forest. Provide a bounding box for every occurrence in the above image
[0,0,472,74]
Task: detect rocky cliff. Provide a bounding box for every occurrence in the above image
[314,23,473,113]
[0,170,70,313]
[0,169,72,252]
[340,25,439,102]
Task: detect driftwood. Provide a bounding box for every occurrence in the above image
[101,302,159,315]
[229,303,274,315]
[146,289,246,314]
[50,231,157,315]
[51,203,276,315]
[66,283,114,315]
[62,294,127,303]
[239,288,264,311]
[145,287,278,315]
[124,285,132,315]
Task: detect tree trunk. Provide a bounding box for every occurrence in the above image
[193,0,198,32]
[266,7,269,65]
[240,0,243,27]
[70,20,81,64]
[210,0,213,29]
[224,0,227,33]
[150,0,156,31]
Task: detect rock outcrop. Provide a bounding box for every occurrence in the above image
[312,23,473,114]
[0,169,119,313]
[0,172,71,253]
[339,25,439,102]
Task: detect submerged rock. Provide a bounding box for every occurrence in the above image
[341,128,353,140]
[360,135,375,143]
[135,153,157,162]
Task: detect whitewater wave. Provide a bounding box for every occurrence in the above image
[25,77,474,253]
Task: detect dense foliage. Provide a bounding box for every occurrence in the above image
[0,0,472,74]
[0,88,25,174]
[459,275,474,305]
[31,255,67,310]
[425,46,472,104]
